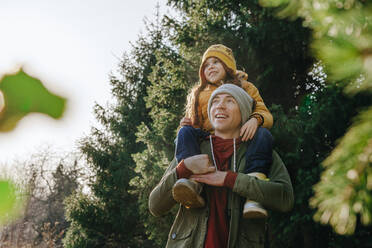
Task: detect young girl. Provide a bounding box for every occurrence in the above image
[172,44,273,218]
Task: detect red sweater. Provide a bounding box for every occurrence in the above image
[175,136,239,248]
[204,136,240,248]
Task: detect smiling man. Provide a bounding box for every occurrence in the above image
[149,84,294,248]
[208,92,247,139]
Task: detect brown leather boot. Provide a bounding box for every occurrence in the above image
[243,172,268,219]
[172,178,205,208]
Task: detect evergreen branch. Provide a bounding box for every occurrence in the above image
[310,106,372,235]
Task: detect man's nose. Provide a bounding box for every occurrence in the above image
[216,100,226,109]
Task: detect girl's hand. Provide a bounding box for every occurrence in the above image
[180,117,192,126]
[240,118,258,141]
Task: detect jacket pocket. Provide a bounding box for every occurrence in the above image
[166,207,197,248]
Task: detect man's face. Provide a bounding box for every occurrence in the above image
[210,93,241,138]
[203,57,227,84]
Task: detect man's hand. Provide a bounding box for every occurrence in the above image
[184,154,216,174]
[190,171,227,187]
[240,118,258,141]
[180,117,192,126]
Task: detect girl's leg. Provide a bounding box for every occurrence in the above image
[173,126,209,209]
[175,126,209,163]
[243,127,273,218]
[245,127,273,174]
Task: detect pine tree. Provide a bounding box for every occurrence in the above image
[130,44,193,246]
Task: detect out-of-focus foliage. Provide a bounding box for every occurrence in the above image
[260,0,372,235]
[0,180,19,225]
[0,69,66,233]
[0,181,15,216]
[0,69,66,132]
[311,107,372,235]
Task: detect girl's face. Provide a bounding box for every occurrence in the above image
[203,57,227,84]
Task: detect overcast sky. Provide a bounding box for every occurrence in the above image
[0,0,169,164]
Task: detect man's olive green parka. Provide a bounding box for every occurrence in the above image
[149,141,294,248]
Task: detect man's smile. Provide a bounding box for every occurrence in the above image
[215,113,228,119]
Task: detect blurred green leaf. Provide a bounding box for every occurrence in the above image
[0,69,66,132]
[259,0,289,8]
[260,0,300,19]
[0,180,17,221]
[313,36,363,81]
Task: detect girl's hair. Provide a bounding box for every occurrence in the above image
[185,58,242,127]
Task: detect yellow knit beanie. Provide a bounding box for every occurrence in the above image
[199,44,237,84]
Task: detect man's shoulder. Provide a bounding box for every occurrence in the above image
[271,150,284,167]
[269,150,290,180]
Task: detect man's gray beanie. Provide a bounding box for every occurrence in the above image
[207,84,254,125]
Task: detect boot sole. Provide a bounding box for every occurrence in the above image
[243,206,268,219]
[172,182,205,209]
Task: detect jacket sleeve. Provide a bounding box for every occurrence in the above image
[148,159,178,217]
[232,151,294,212]
[242,81,273,129]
